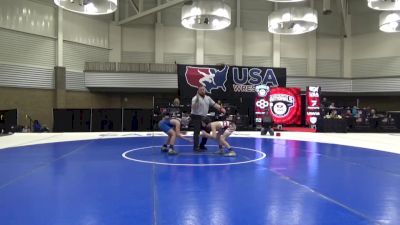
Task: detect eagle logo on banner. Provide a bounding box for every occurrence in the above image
[184,66,229,93]
[269,87,302,125]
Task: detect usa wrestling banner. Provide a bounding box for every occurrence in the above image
[305,86,321,126]
[177,64,286,99]
[269,87,302,125]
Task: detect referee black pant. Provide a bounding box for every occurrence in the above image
[190,114,207,149]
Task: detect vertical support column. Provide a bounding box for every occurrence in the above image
[55,7,66,109]
[342,15,352,78]
[114,2,119,23]
[110,6,121,67]
[308,31,317,76]
[235,28,243,66]
[109,23,122,62]
[196,30,204,65]
[155,0,164,63]
[138,0,144,12]
[272,34,280,67]
[272,3,280,67]
[54,67,66,108]
[57,7,63,67]
[124,0,129,20]
[307,0,316,76]
[155,23,164,63]
[156,0,162,23]
[234,0,243,66]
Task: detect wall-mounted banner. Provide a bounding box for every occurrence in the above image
[254,85,270,125]
[269,87,302,125]
[305,86,321,126]
[177,64,286,99]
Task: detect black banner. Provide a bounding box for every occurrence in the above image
[0,109,17,133]
[177,64,286,99]
[53,109,91,132]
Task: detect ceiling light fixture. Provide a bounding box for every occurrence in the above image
[181,0,231,30]
[268,7,318,35]
[379,11,400,32]
[367,0,400,11]
[53,0,117,15]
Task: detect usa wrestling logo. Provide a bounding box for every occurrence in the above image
[185,66,228,93]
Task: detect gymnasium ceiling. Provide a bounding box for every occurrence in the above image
[31,0,382,35]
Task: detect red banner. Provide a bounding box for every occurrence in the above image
[305,86,321,126]
[269,87,301,125]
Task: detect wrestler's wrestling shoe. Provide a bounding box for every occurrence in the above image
[215,149,224,155]
[224,150,237,157]
[161,145,168,152]
[194,147,206,152]
[199,145,208,151]
[168,148,178,155]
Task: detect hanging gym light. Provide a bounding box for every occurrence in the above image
[367,0,400,11]
[181,0,231,30]
[268,7,318,35]
[379,11,400,32]
[53,0,118,15]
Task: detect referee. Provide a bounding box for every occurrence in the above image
[191,86,225,151]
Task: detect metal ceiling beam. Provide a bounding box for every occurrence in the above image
[236,0,241,28]
[156,0,162,23]
[119,0,187,25]
[138,0,143,12]
[128,0,139,14]
[337,0,350,37]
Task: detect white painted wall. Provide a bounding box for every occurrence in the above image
[5,0,400,79]
[352,12,380,35]
[243,31,272,57]
[63,11,109,48]
[316,35,341,77]
[204,30,235,55]
[0,0,57,77]
[0,0,56,37]
[280,35,308,59]
[109,23,122,62]
[164,27,195,54]
[0,0,109,49]
[352,32,400,59]
[0,0,111,91]
[352,32,400,77]
[0,28,56,68]
[279,35,309,77]
[317,35,341,60]
[347,0,400,77]
[122,25,155,52]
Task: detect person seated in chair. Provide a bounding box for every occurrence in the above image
[33,120,49,132]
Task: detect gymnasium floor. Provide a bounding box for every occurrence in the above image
[0,132,399,225]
